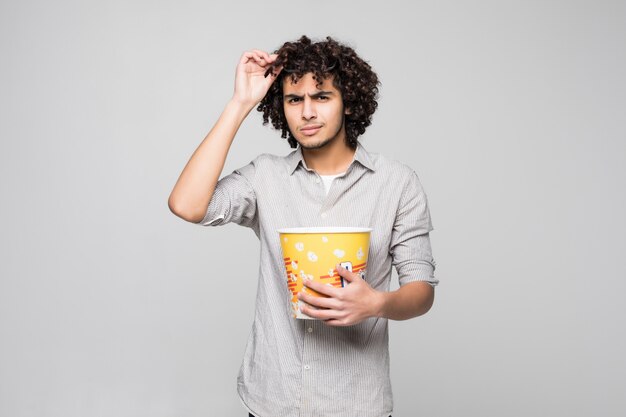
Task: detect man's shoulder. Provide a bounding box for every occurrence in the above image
[368,150,417,178]
[251,152,292,164]
[233,151,297,180]
[247,151,295,171]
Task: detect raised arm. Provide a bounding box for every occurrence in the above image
[168,50,281,223]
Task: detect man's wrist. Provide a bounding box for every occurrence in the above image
[228,96,259,115]
[373,290,388,319]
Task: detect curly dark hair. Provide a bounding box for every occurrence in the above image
[258,35,380,149]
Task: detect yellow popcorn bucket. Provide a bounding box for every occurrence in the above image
[277,227,372,319]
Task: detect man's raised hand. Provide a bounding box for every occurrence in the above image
[232,50,282,107]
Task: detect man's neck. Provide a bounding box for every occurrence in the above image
[301,139,355,175]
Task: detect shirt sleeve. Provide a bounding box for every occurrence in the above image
[389,170,438,287]
[195,160,258,229]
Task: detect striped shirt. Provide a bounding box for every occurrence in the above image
[196,142,437,417]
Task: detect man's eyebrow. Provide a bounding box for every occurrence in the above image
[283,91,335,99]
[310,91,334,97]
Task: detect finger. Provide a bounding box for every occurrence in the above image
[324,319,351,327]
[250,54,266,66]
[303,278,340,298]
[239,51,255,64]
[298,292,339,310]
[240,51,268,67]
[251,49,271,61]
[249,50,273,66]
[336,264,359,283]
[300,304,340,321]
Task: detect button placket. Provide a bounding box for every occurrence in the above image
[301,318,314,413]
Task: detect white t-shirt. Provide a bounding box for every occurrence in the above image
[319,172,346,195]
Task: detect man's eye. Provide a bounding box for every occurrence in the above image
[317,96,329,101]
[288,98,301,103]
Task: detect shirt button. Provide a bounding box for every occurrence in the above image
[304,365,311,370]
[307,327,313,333]
[320,212,327,219]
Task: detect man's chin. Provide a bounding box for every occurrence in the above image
[296,137,333,150]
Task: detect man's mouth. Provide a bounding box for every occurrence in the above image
[299,124,323,136]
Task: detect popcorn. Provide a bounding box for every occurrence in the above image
[307,251,318,262]
[291,260,298,270]
[321,236,328,243]
[356,247,364,260]
[290,273,297,282]
[284,237,288,243]
[328,268,335,277]
[295,242,304,252]
[333,249,345,258]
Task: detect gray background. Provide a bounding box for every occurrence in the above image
[1,0,625,416]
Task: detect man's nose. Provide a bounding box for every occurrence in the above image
[302,98,316,120]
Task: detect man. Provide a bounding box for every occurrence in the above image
[168,35,437,417]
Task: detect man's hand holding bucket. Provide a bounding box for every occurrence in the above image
[298,264,384,326]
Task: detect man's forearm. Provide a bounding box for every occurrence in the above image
[377,281,434,321]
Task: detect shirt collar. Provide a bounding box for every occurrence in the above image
[287,141,376,175]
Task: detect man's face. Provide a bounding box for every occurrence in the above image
[282,73,348,150]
